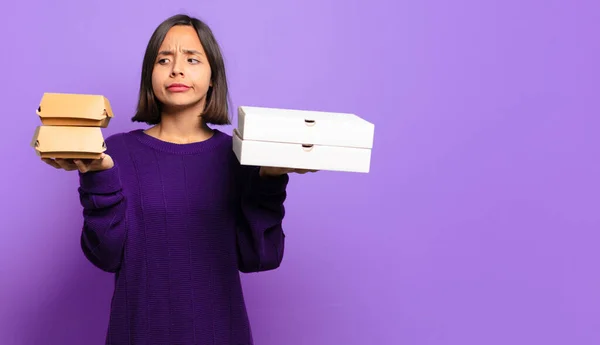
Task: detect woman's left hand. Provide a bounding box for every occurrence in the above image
[259,166,318,177]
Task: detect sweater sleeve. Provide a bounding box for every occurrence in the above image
[235,164,289,273]
[77,162,127,273]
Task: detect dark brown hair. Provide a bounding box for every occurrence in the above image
[131,14,231,125]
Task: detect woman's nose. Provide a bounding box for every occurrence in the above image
[171,60,184,76]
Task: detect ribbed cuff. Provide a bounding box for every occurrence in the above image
[79,164,122,194]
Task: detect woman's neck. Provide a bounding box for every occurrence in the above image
[145,104,214,144]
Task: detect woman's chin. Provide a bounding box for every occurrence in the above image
[162,99,204,113]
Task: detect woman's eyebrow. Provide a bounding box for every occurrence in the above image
[158,49,204,56]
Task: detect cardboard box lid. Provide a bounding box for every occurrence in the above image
[36,92,114,123]
[31,126,106,155]
[237,106,375,149]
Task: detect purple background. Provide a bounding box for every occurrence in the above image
[1,0,599,344]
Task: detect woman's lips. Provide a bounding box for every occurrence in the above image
[167,83,190,92]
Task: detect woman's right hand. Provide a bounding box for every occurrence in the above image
[42,153,114,173]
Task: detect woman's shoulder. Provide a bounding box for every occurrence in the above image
[102,129,147,159]
[104,129,144,149]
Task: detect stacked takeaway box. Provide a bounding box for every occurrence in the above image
[232,106,375,173]
[31,93,114,160]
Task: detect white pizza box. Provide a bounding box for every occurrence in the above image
[232,106,374,173]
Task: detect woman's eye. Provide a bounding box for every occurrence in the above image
[157,58,169,64]
[188,58,200,64]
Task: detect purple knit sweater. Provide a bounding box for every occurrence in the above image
[77,128,289,345]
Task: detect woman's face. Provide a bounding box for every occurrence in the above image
[151,25,212,113]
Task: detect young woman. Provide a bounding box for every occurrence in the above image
[43,13,314,345]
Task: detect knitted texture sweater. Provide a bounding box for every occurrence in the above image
[77,128,289,345]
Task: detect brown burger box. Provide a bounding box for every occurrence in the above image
[36,92,114,127]
[31,126,107,160]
